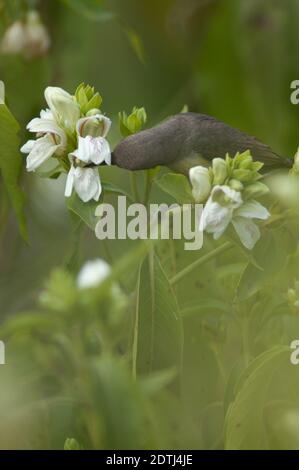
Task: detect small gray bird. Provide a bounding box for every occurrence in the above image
[112,112,292,175]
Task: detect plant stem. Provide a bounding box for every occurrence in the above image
[169,241,233,286]
[132,262,142,380]
[242,315,250,367]
[130,172,140,202]
[143,170,152,205]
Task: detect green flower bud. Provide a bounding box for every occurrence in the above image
[232,168,256,183]
[119,106,147,137]
[239,157,253,169]
[75,83,102,115]
[228,178,244,191]
[243,182,269,200]
[64,438,81,450]
[251,161,264,172]
[212,158,227,185]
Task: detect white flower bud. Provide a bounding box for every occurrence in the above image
[1,12,50,59]
[77,259,111,289]
[45,86,80,131]
[189,166,212,203]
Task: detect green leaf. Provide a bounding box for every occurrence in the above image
[237,229,287,300]
[39,269,77,313]
[66,193,99,230]
[156,173,193,204]
[60,0,114,22]
[0,101,27,240]
[140,368,177,397]
[0,312,61,337]
[125,29,146,64]
[135,253,183,375]
[89,355,151,449]
[181,298,231,317]
[264,401,299,450]
[181,326,221,429]
[225,346,295,450]
[102,181,134,202]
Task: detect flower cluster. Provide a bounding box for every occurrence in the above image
[1,11,50,59]
[189,151,270,249]
[21,84,111,202]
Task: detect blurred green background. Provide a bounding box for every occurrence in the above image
[1,0,299,450]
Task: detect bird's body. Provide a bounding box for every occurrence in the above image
[112,112,292,174]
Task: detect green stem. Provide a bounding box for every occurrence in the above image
[132,262,142,380]
[143,170,152,205]
[242,315,250,367]
[64,217,84,272]
[130,172,140,202]
[169,241,233,286]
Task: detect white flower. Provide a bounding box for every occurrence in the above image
[77,259,111,289]
[76,114,111,138]
[45,86,80,131]
[1,21,26,55]
[65,165,102,202]
[40,108,54,120]
[64,134,111,202]
[1,11,50,59]
[189,166,212,203]
[72,135,111,165]
[21,82,112,204]
[24,11,50,59]
[21,112,67,171]
[201,185,270,249]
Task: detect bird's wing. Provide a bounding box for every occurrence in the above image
[187,113,290,168]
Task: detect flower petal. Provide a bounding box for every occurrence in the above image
[201,196,233,239]
[26,134,58,172]
[211,185,243,209]
[73,167,102,202]
[40,108,54,120]
[27,117,66,140]
[232,217,261,250]
[20,139,35,154]
[45,86,80,131]
[76,114,111,138]
[64,165,75,198]
[73,136,111,165]
[234,200,270,220]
